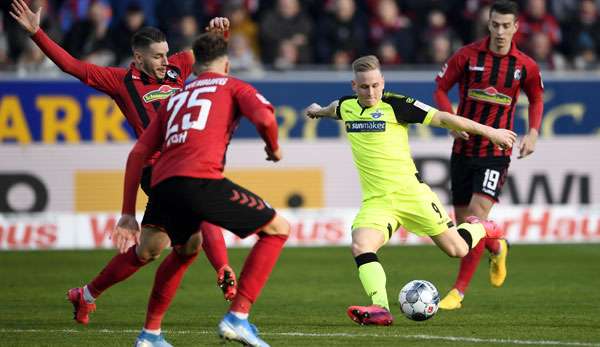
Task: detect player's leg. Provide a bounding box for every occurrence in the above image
[195,178,287,346]
[346,196,397,326]
[67,225,170,325]
[142,232,202,339]
[200,222,237,300]
[143,167,236,300]
[443,195,494,307]
[134,179,206,347]
[440,157,510,309]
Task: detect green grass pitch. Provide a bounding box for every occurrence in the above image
[1,244,599,346]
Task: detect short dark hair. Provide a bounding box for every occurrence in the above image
[131,27,166,50]
[490,0,519,18]
[192,33,228,67]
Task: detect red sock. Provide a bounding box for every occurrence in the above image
[229,233,288,314]
[453,238,485,294]
[87,245,147,298]
[144,250,198,330]
[485,237,501,254]
[200,222,229,272]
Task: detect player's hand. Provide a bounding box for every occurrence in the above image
[9,0,41,35]
[518,129,538,159]
[206,17,230,38]
[489,128,517,150]
[112,214,140,254]
[265,146,282,162]
[304,103,324,119]
[450,130,469,140]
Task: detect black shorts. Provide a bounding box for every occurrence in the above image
[450,154,510,206]
[141,177,276,245]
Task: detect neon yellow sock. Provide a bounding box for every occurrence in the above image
[358,261,389,310]
[457,222,485,249]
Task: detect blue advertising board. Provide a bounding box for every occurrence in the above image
[0,79,597,143]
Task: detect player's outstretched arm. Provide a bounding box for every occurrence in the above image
[430,111,517,149]
[304,100,339,120]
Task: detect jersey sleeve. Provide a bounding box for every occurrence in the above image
[335,95,356,120]
[168,51,195,80]
[435,48,468,92]
[31,28,125,96]
[522,61,544,130]
[384,92,438,125]
[234,81,279,150]
[121,107,165,215]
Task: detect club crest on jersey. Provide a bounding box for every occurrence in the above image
[370,109,383,119]
[514,69,521,80]
[166,69,179,79]
[143,85,180,103]
[468,87,512,106]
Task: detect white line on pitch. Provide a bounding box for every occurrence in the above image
[1,328,599,346]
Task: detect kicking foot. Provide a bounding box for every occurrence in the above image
[67,287,96,325]
[218,313,269,347]
[439,288,463,310]
[346,305,393,326]
[490,239,509,287]
[217,265,238,301]
[465,216,504,239]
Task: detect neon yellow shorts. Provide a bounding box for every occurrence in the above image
[352,175,453,243]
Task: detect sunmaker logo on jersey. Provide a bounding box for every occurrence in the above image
[143,85,180,103]
[468,87,512,106]
[345,121,386,132]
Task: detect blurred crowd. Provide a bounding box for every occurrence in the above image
[1,0,600,75]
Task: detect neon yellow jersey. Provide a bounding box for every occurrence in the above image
[336,91,438,200]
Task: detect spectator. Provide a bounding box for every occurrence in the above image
[260,0,313,64]
[224,0,260,58]
[155,0,203,39]
[418,8,461,63]
[0,13,9,69]
[315,0,367,64]
[16,39,60,76]
[169,15,199,52]
[449,0,493,42]
[62,0,114,65]
[424,34,453,65]
[377,39,402,65]
[527,31,567,70]
[561,0,600,67]
[516,0,562,49]
[472,3,492,40]
[368,0,414,63]
[109,2,146,66]
[274,38,300,70]
[228,33,262,74]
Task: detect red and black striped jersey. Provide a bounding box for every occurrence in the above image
[31,29,194,164]
[435,37,544,158]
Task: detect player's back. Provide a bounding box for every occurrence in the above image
[150,72,254,186]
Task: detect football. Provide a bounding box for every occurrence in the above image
[398,280,440,321]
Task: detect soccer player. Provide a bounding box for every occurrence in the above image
[304,55,516,326]
[9,0,238,324]
[117,32,288,347]
[433,0,543,310]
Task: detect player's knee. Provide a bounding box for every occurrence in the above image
[445,243,469,258]
[136,246,162,262]
[262,214,290,237]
